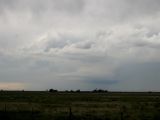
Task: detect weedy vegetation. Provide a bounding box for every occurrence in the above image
[0,91,159,120]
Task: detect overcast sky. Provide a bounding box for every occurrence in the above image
[0,0,160,91]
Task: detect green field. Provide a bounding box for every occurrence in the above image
[0,91,159,120]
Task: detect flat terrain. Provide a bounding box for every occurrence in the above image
[0,91,159,120]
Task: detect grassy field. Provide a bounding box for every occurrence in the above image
[0,91,159,120]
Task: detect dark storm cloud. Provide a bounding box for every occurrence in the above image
[85,78,118,85]
[109,62,160,91]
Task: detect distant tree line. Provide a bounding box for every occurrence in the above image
[92,89,108,93]
[48,89,108,93]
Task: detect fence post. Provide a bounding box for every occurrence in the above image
[4,103,6,113]
[4,103,7,120]
[120,105,124,120]
[120,111,123,120]
[69,107,72,120]
[31,104,34,120]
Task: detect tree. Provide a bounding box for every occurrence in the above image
[49,89,58,93]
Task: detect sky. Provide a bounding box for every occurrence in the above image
[0,0,160,91]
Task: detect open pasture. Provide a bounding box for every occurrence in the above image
[0,91,159,120]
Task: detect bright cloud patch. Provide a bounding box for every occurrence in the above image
[0,82,26,90]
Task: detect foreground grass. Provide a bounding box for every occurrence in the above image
[0,91,159,120]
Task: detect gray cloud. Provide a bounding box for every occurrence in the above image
[0,0,85,17]
[109,62,160,91]
[0,0,160,91]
